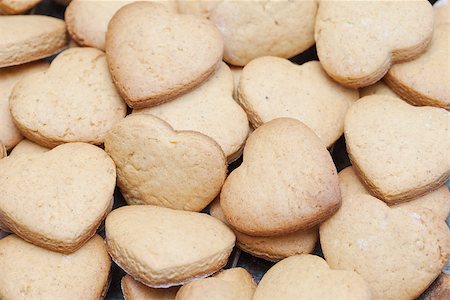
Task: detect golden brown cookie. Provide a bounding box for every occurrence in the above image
[122,275,179,300]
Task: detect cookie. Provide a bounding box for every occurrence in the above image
[339,166,450,221]
[344,95,450,202]
[104,114,226,211]
[320,194,450,300]
[9,139,49,158]
[359,81,398,98]
[134,62,249,163]
[229,66,242,101]
[253,255,371,300]
[419,273,450,300]
[434,0,450,25]
[0,0,42,14]
[0,142,116,253]
[179,1,317,66]
[0,143,5,159]
[65,0,176,50]
[122,275,179,300]
[10,47,127,148]
[0,234,111,300]
[221,118,341,236]
[315,0,434,88]
[385,24,450,109]
[239,57,358,147]
[176,267,255,300]
[210,199,318,262]
[0,15,67,67]
[105,205,235,288]
[0,61,49,150]
[106,1,223,109]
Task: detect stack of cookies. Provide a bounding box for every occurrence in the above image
[0,0,449,299]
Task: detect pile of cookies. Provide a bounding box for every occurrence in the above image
[0,0,449,299]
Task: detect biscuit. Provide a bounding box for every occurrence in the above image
[9,139,49,158]
[10,47,127,148]
[344,95,450,202]
[221,118,341,236]
[106,2,223,109]
[315,0,434,88]
[122,275,179,300]
[65,0,176,50]
[253,255,371,300]
[134,62,249,163]
[0,143,5,160]
[339,167,450,221]
[0,15,67,67]
[0,142,116,253]
[0,0,42,14]
[179,1,317,66]
[229,66,242,101]
[105,205,236,288]
[320,194,450,300]
[0,61,49,150]
[359,81,398,98]
[434,0,450,25]
[210,199,318,262]
[238,57,358,147]
[419,273,450,300]
[0,234,111,300]
[176,267,255,300]
[385,24,450,109]
[104,114,227,211]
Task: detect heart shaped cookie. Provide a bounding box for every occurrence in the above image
[10,47,127,148]
[344,95,450,202]
[0,15,67,67]
[105,114,226,212]
[134,62,249,163]
[315,0,433,88]
[253,255,371,300]
[320,194,450,300]
[0,235,111,300]
[106,2,223,108]
[239,57,358,147]
[0,142,116,253]
[0,0,42,14]
[221,118,341,236]
[105,205,235,288]
[9,139,49,158]
[359,81,398,98]
[121,275,179,300]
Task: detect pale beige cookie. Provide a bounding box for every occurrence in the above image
[221,118,341,237]
[176,267,255,300]
[345,95,450,202]
[0,234,111,300]
[180,1,317,66]
[210,199,318,262]
[315,0,434,88]
[0,61,49,150]
[9,139,49,158]
[229,66,242,101]
[239,57,358,147]
[0,15,67,67]
[106,2,223,109]
[0,0,42,14]
[66,0,176,50]
[385,24,450,109]
[359,81,398,98]
[122,275,179,300]
[419,273,450,300]
[339,166,450,221]
[434,0,450,25]
[320,194,450,300]
[105,205,235,288]
[104,114,226,211]
[0,142,116,253]
[253,255,371,300]
[134,63,249,163]
[10,47,127,148]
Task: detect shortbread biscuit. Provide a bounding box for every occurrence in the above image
[134,63,249,162]
[10,48,127,148]
[359,81,398,98]
[221,118,341,236]
[385,24,450,109]
[345,95,450,202]
[210,199,318,262]
[434,0,450,25]
[253,255,371,300]
[315,0,434,88]
[0,15,67,67]
[106,2,223,108]
[229,66,242,101]
[0,61,49,150]
[122,275,179,300]
[0,0,42,14]
[105,205,235,288]
[0,234,111,300]
[239,57,358,147]
[320,194,450,300]
[0,142,116,253]
[9,139,49,158]
[419,273,450,300]
[105,114,226,211]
